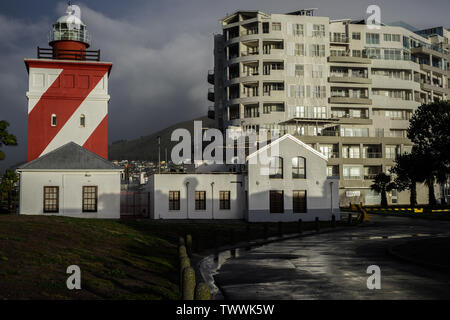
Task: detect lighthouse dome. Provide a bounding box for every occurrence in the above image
[49,4,90,47]
[56,5,86,28]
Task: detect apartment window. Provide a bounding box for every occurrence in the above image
[43,186,59,213]
[293,24,304,36]
[312,65,325,78]
[272,22,281,31]
[82,186,98,212]
[51,114,57,127]
[80,114,85,127]
[269,156,283,179]
[195,191,206,210]
[366,33,380,45]
[392,34,401,42]
[383,33,392,42]
[169,191,180,210]
[312,87,326,99]
[343,166,362,180]
[292,105,305,118]
[352,50,362,57]
[312,24,325,37]
[292,157,306,179]
[262,22,269,33]
[293,191,307,213]
[295,64,304,76]
[290,85,308,98]
[352,32,361,40]
[269,190,284,213]
[219,191,231,210]
[311,44,325,57]
[263,103,284,114]
[385,145,398,159]
[295,43,305,56]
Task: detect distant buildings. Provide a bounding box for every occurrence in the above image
[209,9,449,206]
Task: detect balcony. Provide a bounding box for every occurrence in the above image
[330,35,349,44]
[328,54,371,64]
[362,152,382,159]
[37,47,100,61]
[329,75,372,84]
[207,88,215,102]
[329,96,372,105]
[207,70,214,85]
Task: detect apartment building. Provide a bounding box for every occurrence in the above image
[208,9,449,206]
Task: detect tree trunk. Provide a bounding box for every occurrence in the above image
[427,180,436,206]
[381,189,388,208]
[410,182,417,207]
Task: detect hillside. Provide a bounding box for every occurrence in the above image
[108,116,216,161]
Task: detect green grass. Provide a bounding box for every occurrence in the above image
[0,215,345,299]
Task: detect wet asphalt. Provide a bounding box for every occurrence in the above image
[214,214,450,299]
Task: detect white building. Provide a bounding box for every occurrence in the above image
[17,142,122,219]
[147,134,339,222]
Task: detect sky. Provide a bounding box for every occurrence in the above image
[0,0,449,172]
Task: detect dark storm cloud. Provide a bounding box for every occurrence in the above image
[1,0,449,171]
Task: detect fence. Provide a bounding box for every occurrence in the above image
[120,192,150,219]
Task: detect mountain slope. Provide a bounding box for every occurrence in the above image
[108,116,216,161]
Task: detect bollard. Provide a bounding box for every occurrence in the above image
[315,217,320,232]
[179,256,190,292]
[347,213,352,225]
[195,282,211,300]
[297,219,303,234]
[263,224,269,239]
[186,234,193,257]
[179,245,187,258]
[331,214,336,228]
[182,267,196,300]
[230,228,235,244]
[278,221,283,237]
[179,236,185,247]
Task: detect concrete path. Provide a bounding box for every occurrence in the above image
[214,214,450,299]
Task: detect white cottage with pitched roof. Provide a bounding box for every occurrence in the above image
[17,142,122,219]
[147,134,339,222]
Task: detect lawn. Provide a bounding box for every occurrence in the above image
[0,215,342,300]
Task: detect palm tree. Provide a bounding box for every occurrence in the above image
[370,172,395,208]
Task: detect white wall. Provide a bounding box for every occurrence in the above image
[247,136,340,222]
[147,173,245,220]
[19,170,121,219]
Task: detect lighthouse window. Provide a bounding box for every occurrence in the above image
[80,115,86,127]
[51,114,57,126]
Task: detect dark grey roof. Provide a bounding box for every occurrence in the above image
[18,142,121,170]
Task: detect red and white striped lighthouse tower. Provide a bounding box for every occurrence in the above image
[25,4,112,162]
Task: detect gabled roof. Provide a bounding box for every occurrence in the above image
[18,142,121,171]
[247,134,328,161]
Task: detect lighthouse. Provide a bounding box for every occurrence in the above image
[17,4,121,219]
[25,4,112,161]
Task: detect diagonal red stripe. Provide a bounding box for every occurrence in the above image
[27,62,110,162]
[83,115,108,159]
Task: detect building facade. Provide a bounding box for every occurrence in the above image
[209,9,449,206]
[147,134,340,222]
[18,143,121,218]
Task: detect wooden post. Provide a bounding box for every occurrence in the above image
[298,219,303,234]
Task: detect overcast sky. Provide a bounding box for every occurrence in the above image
[0,0,449,172]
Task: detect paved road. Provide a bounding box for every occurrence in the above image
[214,215,450,299]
